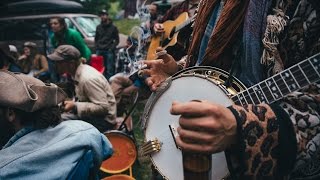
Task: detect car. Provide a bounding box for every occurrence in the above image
[0,1,89,54]
[0,13,101,55]
[0,0,126,56]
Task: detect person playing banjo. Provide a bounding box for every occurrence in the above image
[141,0,320,179]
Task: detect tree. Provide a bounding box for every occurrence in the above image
[124,0,137,18]
[73,0,110,15]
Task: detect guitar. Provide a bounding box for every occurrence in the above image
[146,12,195,60]
[140,53,320,179]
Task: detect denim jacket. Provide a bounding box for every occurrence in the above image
[0,120,113,180]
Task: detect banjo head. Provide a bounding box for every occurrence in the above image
[141,67,246,180]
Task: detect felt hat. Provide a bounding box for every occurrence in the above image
[0,70,67,112]
[48,45,80,61]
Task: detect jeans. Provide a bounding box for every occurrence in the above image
[96,50,115,80]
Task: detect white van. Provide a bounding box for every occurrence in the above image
[0,13,100,55]
[0,0,102,55]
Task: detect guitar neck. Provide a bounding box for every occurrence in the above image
[231,53,320,105]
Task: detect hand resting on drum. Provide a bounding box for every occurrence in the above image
[142,47,179,91]
[170,100,237,154]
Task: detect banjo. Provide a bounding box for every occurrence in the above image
[140,53,320,180]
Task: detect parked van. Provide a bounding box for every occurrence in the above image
[0,13,100,55]
[0,0,101,55]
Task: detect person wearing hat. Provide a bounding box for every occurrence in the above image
[0,42,21,72]
[0,70,113,179]
[48,45,117,132]
[18,41,50,81]
[95,9,120,80]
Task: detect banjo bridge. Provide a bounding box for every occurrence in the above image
[140,138,162,156]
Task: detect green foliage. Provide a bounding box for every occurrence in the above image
[73,0,110,15]
[110,0,124,9]
[131,103,152,180]
[108,1,120,18]
[113,19,141,35]
[73,0,125,18]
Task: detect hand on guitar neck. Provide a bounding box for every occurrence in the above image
[147,12,191,60]
[153,23,165,34]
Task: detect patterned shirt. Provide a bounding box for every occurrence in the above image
[160,0,191,22]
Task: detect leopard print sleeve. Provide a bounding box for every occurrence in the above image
[280,83,320,179]
[226,83,320,179]
[227,104,285,179]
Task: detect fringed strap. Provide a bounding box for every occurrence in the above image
[191,0,204,28]
[261,8,289,74]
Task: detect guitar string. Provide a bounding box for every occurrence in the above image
[235,68,319,104]
[233,61,319,105]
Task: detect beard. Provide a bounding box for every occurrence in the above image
[0,109,15,149]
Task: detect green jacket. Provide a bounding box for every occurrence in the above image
[51,28,91,61]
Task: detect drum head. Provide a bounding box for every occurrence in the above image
[101,174,135,180]
[100,131,137,173]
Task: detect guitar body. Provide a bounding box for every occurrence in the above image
[147,12,189,60]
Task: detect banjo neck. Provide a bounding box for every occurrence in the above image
[183,153,211,180]
[231,53,320,106]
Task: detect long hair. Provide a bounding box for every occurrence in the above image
[50,17,68,46]
[19,46,37,74]
[15,106,62,129]
[51,16,67,32]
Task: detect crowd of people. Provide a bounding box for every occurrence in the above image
[0,0,320,179]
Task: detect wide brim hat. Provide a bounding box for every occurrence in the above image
[23,41,37,48]
[0,70,67,112]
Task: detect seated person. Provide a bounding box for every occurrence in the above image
[110,36,146,116]
[147,3,163,34]
[0,70,113,179]
[0,43,21,72]
[48,45,117,132]
[150,0,199,60]
[115,36,138,74]
[18,42,49,81]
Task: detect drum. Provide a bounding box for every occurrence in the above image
[141,66,246,180]
[100,130,137,174]
[101,174,135,180]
